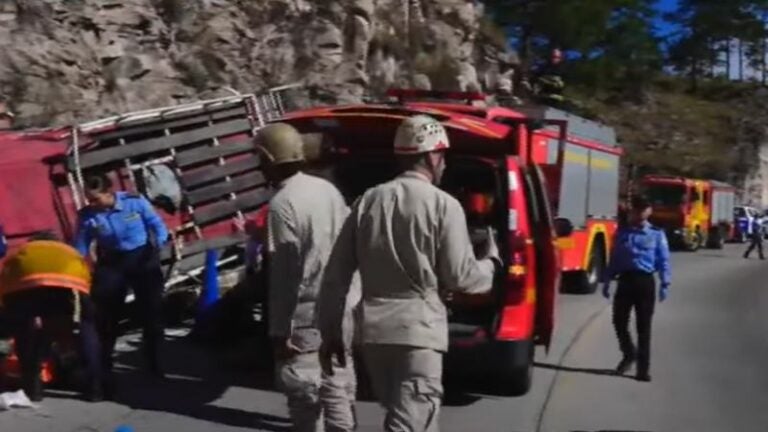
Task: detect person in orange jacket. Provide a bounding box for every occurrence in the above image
[0,231,103,402]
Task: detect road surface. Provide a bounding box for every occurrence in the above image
[2,245,767,432]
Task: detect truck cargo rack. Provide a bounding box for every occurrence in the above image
[65,84,301,289]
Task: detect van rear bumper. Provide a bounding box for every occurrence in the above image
[446,324,532,376]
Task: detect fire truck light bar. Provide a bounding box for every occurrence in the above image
[386,88,487,102]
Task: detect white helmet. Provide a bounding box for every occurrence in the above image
[393,115,450,155]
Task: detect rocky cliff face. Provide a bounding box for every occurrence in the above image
[0,0,518,127]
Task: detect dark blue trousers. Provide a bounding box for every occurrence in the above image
[3,288,101,398]
[92,245,165,375]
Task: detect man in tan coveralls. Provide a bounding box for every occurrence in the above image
[318,115,501,432]
[255,123,360,432]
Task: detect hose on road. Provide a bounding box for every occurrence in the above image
[535,303,611,432]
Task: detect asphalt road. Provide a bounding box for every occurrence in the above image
[2,244,767,432]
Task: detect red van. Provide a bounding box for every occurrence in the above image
[280,89,571,395]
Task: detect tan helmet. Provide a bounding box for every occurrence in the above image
[254,123,305,165]
[393,115,450,155]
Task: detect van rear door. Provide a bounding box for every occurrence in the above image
[523,164,560,351]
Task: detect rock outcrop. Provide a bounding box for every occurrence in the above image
[0,0,519,127]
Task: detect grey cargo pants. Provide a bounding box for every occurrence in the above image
[362,344,443,432]
[276,352,357,432]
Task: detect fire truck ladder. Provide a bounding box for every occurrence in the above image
[66,84,300,289]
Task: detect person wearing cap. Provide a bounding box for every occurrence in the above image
[255,123,359,432]
[0,231,103,402]
[318,115,501,432]
[602,195,671,383]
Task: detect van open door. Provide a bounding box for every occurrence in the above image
[525,164,560,352]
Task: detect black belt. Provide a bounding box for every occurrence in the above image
[619,270,653,278]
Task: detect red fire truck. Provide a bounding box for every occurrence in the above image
[515,106,622,294]
[280,89,622,394]
[640,175,736,250]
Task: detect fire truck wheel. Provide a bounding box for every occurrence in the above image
[707,228,725,249]
[686,228,702,252]
[562,241,605,295]
[584,242,605,294]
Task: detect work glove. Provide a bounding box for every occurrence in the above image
[602,283,611,300]
[483,227,501,265]
[659,285,669,303]
[272,337,301,361]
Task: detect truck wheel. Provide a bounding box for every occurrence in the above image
[563,242,605,294]
[584,243,605,294]
[686,229,702,252]
[707,229,724,249]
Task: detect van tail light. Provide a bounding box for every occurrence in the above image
[496,230,536,341]
[504,232,528,305]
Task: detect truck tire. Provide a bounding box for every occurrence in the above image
[584,242,605,294]
[686,228,702,252]
[562,241,605,294]
[707,228,725,249]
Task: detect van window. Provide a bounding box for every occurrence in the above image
[522,171,542,226]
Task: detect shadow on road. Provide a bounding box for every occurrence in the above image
[110,331,290,431]
[535,362,632,379]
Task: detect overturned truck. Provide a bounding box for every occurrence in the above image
[0,86,299,291]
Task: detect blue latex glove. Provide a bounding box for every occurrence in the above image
[659,285,669,302]
[602,283,611,300]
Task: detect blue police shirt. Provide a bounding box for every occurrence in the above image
[74,192,169,256]
[751,217,763,236]
[603,221,671,288]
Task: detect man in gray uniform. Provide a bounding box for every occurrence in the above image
[256,123,359,432]
[318,115,501,432]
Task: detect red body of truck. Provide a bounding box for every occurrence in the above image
[0,89,293,289]
[515,106,622,294]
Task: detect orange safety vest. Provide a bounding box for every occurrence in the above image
[0,240,91,302]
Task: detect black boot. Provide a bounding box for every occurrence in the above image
[636,371,652,382]
[615,356,635,375]
[23,373,43,402]
[84,379,104,402]
[101,371,117,401]
[146,353,165,380]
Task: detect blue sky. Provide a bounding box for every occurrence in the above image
[654,0,679,38]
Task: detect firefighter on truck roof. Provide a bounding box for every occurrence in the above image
[602,195,671,382]
[255,123,360,432]
[318,115,501,432]
[0,231,103,402]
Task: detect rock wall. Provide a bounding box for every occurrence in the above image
[0,0,518,127]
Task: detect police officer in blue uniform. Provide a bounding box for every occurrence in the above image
[74,174,169,392]
[602,195,671,382]
[743,215,765,259]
